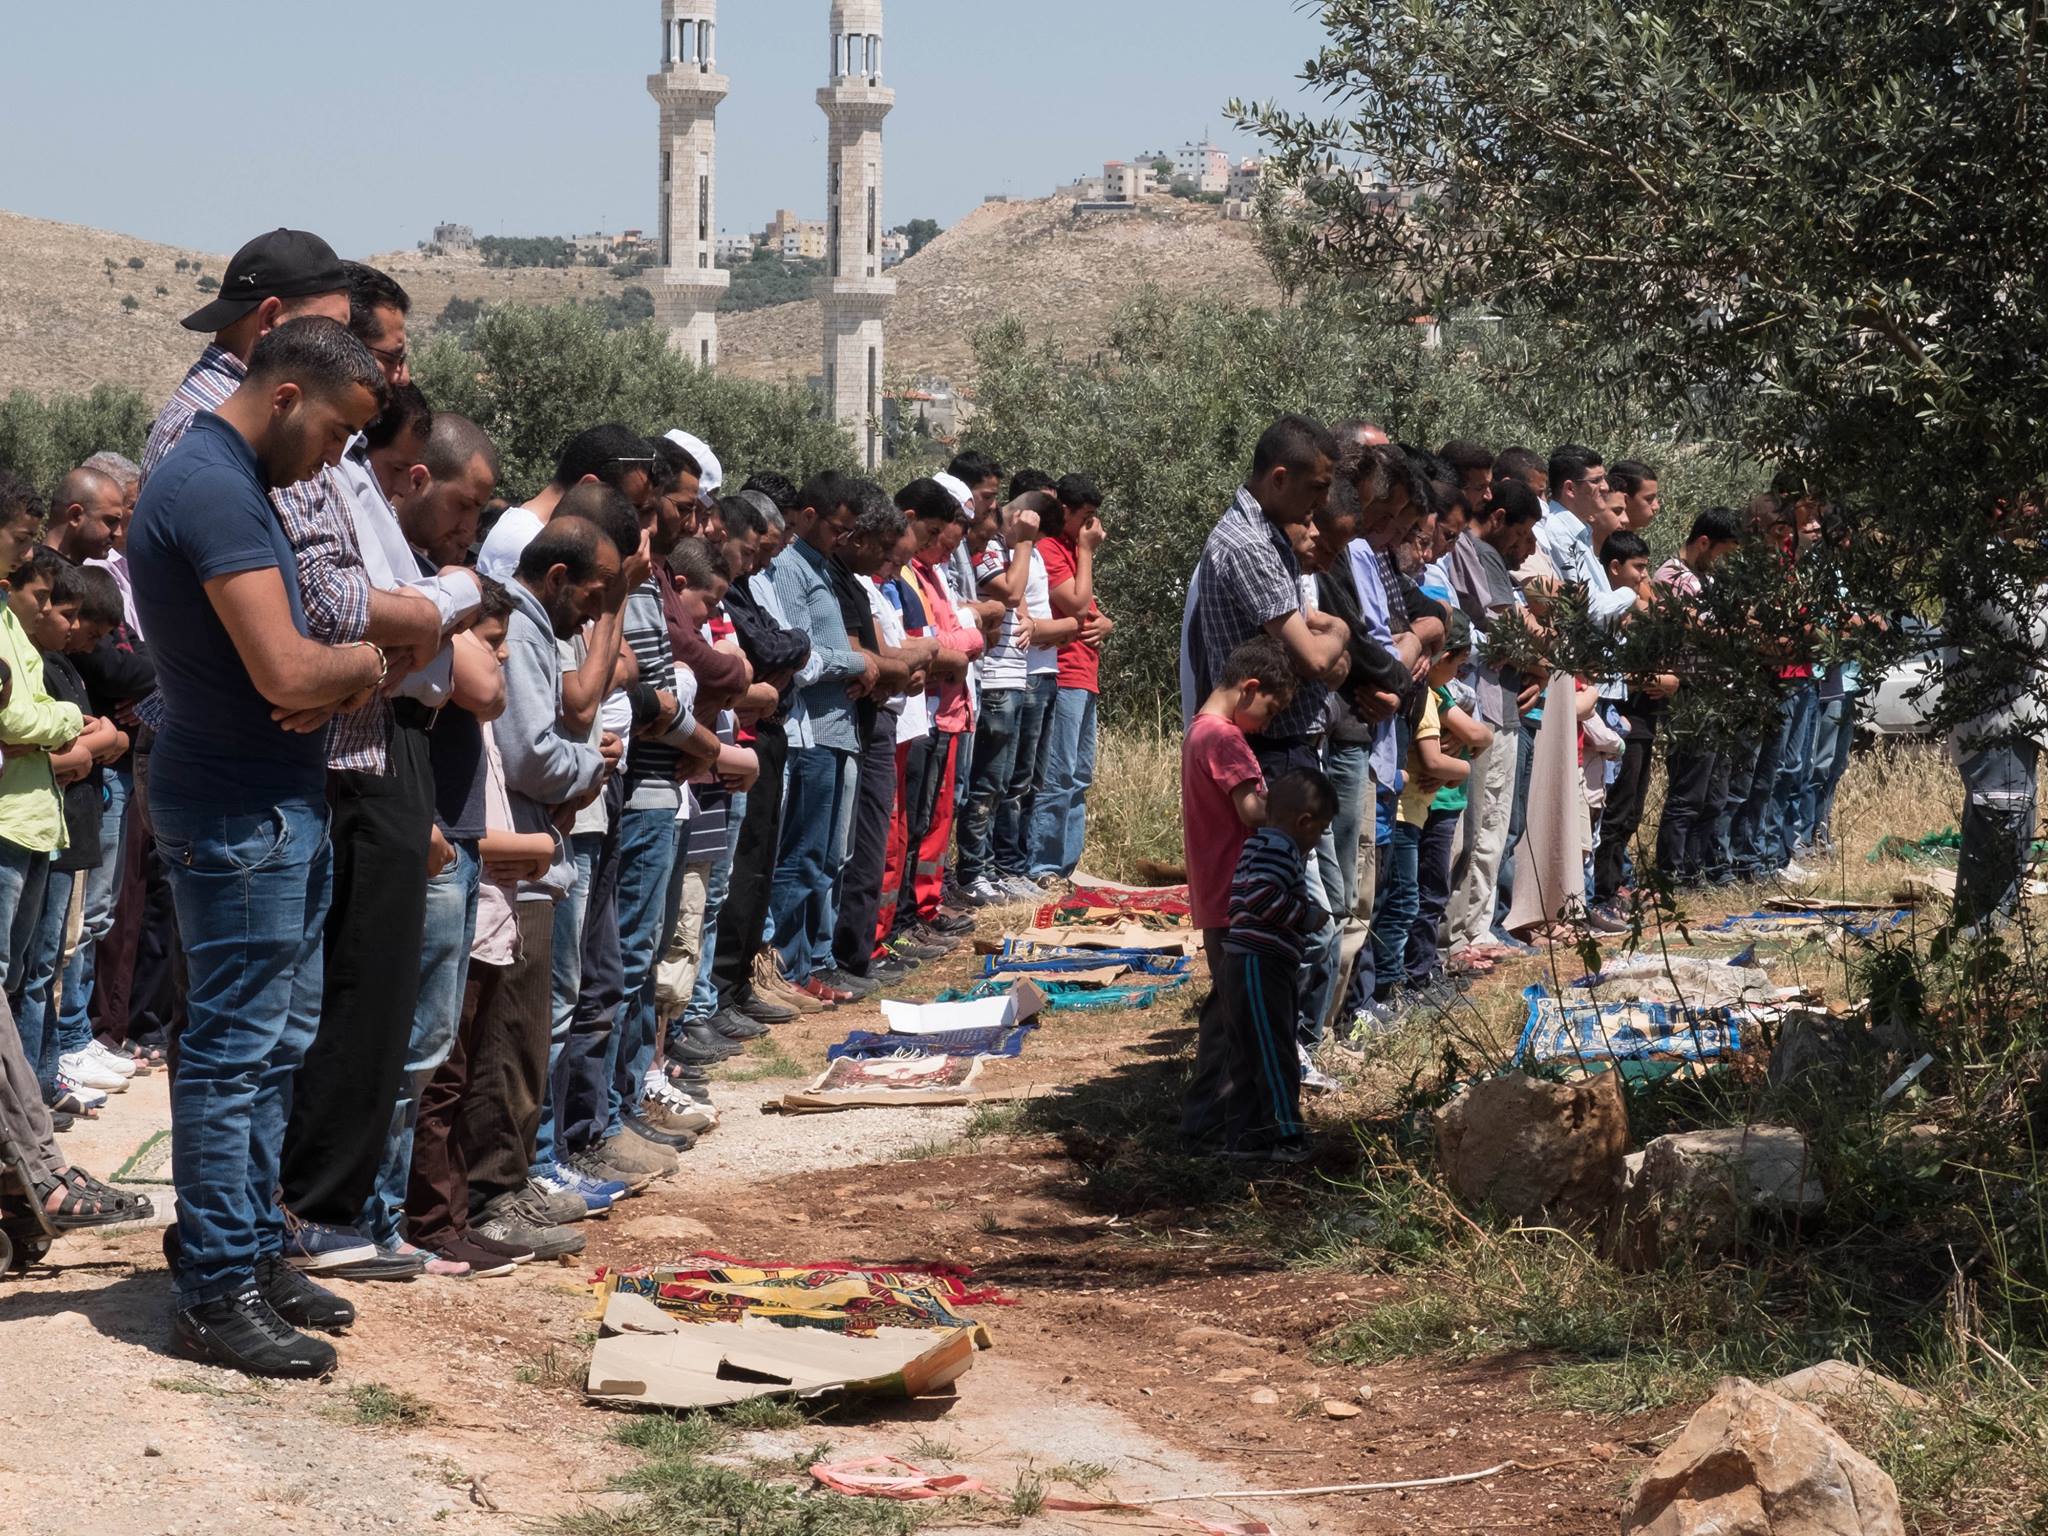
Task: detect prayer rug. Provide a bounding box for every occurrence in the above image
[1701,908,1911,941]
[1034,884,1192,930]
[1514,984,1744,1068]
[806,1054,981,1094]
[826,1022,1039,1061]
[594,1253,1013,1344]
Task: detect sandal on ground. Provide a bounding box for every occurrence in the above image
[38,1168,149,1230]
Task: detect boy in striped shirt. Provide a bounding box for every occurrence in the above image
[1209,768,1336,1163]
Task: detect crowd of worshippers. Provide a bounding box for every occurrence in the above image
[0,229,1116,1380]
[1174,416,1877,1163]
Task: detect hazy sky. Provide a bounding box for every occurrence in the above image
[0,1,1331,257]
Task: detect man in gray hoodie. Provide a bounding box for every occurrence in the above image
[454,503,620,1249]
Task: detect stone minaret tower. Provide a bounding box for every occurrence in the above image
[650,1,729,367]
[817,0,895,470]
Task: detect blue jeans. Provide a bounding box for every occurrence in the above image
[1768,682,1820,864]
[14,868,75,1095]
[153,795,332,1308]
[1373,820,1423,1001]
[387,842,484,1210]
[530,830,600,1170]
[1319,741,1371,920]
[1958,740,2040,927]
[997,675,1058,878]
[1027,687,1098,880]
[0,836,48,995]
[58,766,129,1049]
[1727,705,1790,876]
[1808,691,1857,846]
[361,841,479,1247]
[606,807,682,1134]
[687,801,744,1025]
[956,686,1024,887]
[770,746,854,983]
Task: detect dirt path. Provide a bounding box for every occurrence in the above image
[0,926,1648,1536]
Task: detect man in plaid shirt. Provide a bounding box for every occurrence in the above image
[145,233,446,1276]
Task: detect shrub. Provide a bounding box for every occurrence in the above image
[0,385,153,490]
[411,303,856,501]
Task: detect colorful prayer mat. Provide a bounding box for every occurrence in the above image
[1514,983,1744,1068]
[594,1253,1013,1345]
[1701,907,1911,940]
[984,939,1193,977]
[806,1053,982,1094]
[1034,884,1192,930]
[826,1022,1039,1062]
[943,975,1186,1012]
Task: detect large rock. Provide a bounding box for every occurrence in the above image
[1623,1377,1904,1536]
[1616,1125,1824,1266]
[1770,1361,1929,1415]
[1433,1070,1629,1226]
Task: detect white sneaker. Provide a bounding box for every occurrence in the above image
[1297,1045,1341,1094]
[1002,875,1048,901]
[641,1079,716,1136]
[1775,861,1818,888]
[57,1049,128,1092]
[87,1040,138,1078]
[965,878,1007,906]
[55,1071,109,1110]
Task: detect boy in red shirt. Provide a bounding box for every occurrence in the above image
[1179,634,1297,1150]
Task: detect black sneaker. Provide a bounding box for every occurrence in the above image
[174,1286,339,1380]
[925,911,976,938]
[734,987,799,1025]
[709,1008,770,1042]
[666,1029,733,1068]
[870,957,915,983]
[885,934,945,963]
[904,922,962,953]
[815,967,879,999]
[623,1114,698,1153]
[257,1254,357,1333]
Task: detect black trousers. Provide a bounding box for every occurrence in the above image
[1182,931,1305,1154]
[831,715,898,976]
[279,717,433,1227]
[712,720,787,1009]
[1655,747,1721,880]
[1593,715,1658,904]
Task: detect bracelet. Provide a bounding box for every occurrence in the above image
[359,641,389,692]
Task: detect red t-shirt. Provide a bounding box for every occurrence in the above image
[1039,534,1100,693]
[1182,712,1265,930]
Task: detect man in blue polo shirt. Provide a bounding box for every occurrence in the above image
[130,317,390,1380]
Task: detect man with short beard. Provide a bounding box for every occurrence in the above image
[42,467,124,567]
[130,318,392,1379]
[453,502,621,1259]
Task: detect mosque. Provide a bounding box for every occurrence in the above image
[649,1,895,470]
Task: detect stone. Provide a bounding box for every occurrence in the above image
[1617,1126,1824,1266]
[1322,1399,1362,1419]
[1770,1361,1929,1415]
[1245,1387,1280,1408]
[1623,1377,1904,1536]
[1433,1069,1630,1226]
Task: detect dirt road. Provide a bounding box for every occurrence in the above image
[0,938,1641,1536]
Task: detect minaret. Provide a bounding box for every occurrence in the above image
[817,0,895,470]
[649,1,729,367]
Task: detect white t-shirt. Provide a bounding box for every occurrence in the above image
[477,504,544,583]
[867,575,930,744]
[1024,547,1057,677]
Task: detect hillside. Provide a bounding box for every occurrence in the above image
[719,196,1285,387]
[0,210,611,403]
[0,196,1281,403]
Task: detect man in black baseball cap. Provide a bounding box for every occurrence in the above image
[181,228,350,333]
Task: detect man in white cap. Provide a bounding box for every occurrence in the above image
[664,430,722,509]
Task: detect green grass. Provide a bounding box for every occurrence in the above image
[152,1375,263,1399]
[345,1383,436,1428]
[720,1395,811,1432]
[1008,1467,1048,1518]
[557,1414,919,1536]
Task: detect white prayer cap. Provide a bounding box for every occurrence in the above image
[933,472,975,522]
[663,429,722,505]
